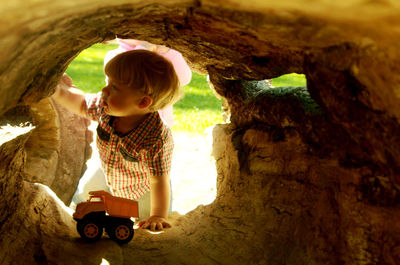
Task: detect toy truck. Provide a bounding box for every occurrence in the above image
[73,190,139,244]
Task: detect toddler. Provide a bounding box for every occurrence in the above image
[52,49,181,231]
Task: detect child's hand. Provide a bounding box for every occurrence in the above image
[137,216,171,231]
[57,73,75,89]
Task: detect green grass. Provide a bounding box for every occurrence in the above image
[66,43,118,93]
[66,43,306,134]
[173,72,223,133]
[271,73,306,87]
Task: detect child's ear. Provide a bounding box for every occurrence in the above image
[138,95,152,109]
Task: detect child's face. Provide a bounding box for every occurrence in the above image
[101,78,149,117]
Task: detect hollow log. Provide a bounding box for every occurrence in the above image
[1,1,400,264]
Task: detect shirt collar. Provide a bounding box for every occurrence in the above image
[112,112,161,147]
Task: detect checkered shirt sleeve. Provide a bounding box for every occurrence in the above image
[85,92,103,121]
[148,132,174,177]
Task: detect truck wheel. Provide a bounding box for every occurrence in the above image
[77,219,103,242]
[108,220,134,244]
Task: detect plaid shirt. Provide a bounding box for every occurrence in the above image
[85,93,174,200]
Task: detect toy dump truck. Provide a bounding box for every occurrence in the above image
[73,190,139,244]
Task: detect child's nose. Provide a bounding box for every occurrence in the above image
[102,85,110,95]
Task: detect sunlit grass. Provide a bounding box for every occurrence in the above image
[66,43,118,93]
[172,73,223,133]
[66,43,306,134]
[271,73,306,87]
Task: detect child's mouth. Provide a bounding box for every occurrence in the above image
[102,97,109,107]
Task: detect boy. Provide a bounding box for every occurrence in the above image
[52,49,181,231]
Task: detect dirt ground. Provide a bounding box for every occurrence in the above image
[170,130,217,214]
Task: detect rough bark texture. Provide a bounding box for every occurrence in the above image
[24,98,92,205]
[1,0,400,264]
[49,100,92,204]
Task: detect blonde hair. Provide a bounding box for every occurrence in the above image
[104,49,181,111]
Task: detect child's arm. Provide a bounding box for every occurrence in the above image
[138,174,172,231]
[51,74,89,118]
